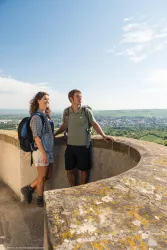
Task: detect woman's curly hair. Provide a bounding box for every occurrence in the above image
[29,91,49,115]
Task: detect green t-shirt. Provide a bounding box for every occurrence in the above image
[62,106,96,146]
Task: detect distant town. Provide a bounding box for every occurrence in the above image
[1,109,167,145]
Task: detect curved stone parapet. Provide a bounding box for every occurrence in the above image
[44,137,167,250]
[51,136,140,187]
[0,130,140,198]
[1,130,167,249]
[0,130,38,198]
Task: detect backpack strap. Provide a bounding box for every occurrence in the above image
[82,106,92,148]
[30,151,33,166]
[64,107,70,144]
[82,106,91,129]
[31,111,46,135]
[32,111,45,126]
[64,107,70,131]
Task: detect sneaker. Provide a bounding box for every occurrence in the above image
[37,197,44,207]
[21,186,33,203]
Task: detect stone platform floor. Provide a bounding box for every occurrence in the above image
[0,180,44,250]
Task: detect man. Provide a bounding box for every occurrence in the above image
[55,89,114,186]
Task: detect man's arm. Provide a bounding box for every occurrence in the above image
[54,123,66,136]
[92,121,114,142]
[55,109,67,136]
[87,109,114,142]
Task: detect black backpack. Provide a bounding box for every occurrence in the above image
[18,112,45,152]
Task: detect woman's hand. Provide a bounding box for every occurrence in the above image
[42,152,48,164]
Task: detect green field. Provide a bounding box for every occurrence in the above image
[93,109,167,117]
[140,135,164,144]
[1,109,167,117]
[102,127,167,146]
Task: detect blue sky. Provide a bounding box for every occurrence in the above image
[0,0,167,110]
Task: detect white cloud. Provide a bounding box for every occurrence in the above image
[0,76,68,110]
[130,54,146,63]
[142,88,157,93]
[115,44,147,63]
[155,32,167,39]
[1,72,167,111]
[106,45,116,53]
[122,29,154,43]
[134,68,167,109]
[146,68,167,87]
[0,68,10,78]
[154,43,164,51]
[123,16,134,22]
[120,45,145,56]
[141,68,167,94]
[122,22,143,32]
[108,16,167,63]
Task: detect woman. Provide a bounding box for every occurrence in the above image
[21,92,54,207]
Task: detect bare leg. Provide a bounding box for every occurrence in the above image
[67,170,76,187]
[45,163,53,190]
[74,168,79,186]
[28,163,53,190]
[37,166,48,196]
[29,179,37,189]
[81,170,88,185]
[45,163,53,181]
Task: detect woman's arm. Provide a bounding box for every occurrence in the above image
[34,136,48,164]
[30,115,48,164]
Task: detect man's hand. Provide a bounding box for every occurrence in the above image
[54,129,59,137]
[92,122,115,143]
[42,152,49,164]
[102,135,115,143]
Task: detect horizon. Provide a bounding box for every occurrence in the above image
[1,108,167,111]
[1,0,167,110]
[1,108,167,114]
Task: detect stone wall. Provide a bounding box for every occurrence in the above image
[0,131,140,197]
[0,131,39,198]
[44,138,167,250]
[47,137,140,191]
[1,130,167,249]
[0,138,21,197]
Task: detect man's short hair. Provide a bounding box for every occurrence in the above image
[68,89,82,102]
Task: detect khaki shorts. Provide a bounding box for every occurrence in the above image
[32,150,54,167]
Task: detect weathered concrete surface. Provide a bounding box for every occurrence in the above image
[44,138,167,250]
[0,130,38,199]
[1,130,167,249]
[0,180,44,249]
[0,131,140,197]
[46,136,140,189]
